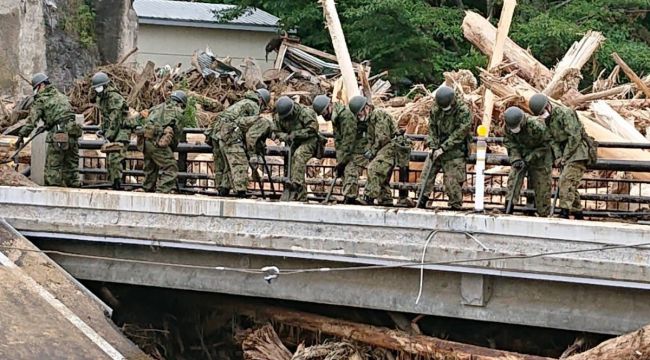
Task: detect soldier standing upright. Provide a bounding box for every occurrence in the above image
[273,96,321,201]
[529,94,596,219]
[417,86,471,210]
[91,72,131,190]
[17,73,82,187]
[140,90,187,193]
[355,96,412,206]
[206,89,269,196]
[313,95,368,204]
[503,106,553,216]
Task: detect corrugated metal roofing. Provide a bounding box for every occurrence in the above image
[133,0,280,28]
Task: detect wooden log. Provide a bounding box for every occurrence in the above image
[564,84,633,107]
[242,324,292,360]
[604,99,650,109]
[462,10,552,88]
[481,0,517,133]
[543,31,605,99]
[358,63,373,105]
[241,305,552,360]
[127,61,155,109]
[566,324,650,360]
[589,100,648,143]
[320,0,359,101]
[612,52,650,98]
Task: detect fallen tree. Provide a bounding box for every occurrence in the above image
[566,324,650,360]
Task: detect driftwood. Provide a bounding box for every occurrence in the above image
[567,84,633,107]
[241,324,292,360]
[240,305,553,360]
[543,31,605,99]
[462,10,552,88]
[127,61,155,108]
[566,324,650,360]
[612,52,650,98]
[589,100,647,143]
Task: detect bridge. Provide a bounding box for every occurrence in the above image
[2,185,650,336]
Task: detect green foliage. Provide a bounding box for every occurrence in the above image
[181,97,199,129]
[61,1,96,49]
[187,0,649,88]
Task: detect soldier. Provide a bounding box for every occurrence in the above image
[140,90,187,193]
[503,106,553,216]
[417,86,471,210]
[273,96,321,201]
[355,96,412,206]
[91,72,131,190]
[313,95,368,204]
[529,94,595,219]
[206,89,270,197]
[17,73,82,187]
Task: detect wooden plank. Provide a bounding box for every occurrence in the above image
[273,43,288,70]
[612,52,650,98]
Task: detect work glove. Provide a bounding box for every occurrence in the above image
[14,137,24,149]
[363,150,374,160]
[95,130,104,138]
[134,126,144,136]
[157,126,174,147]
[274,132,288,142]
[334,162,347,177]
[554,158,565,168]
[511,159,525,170]
[287,133,296,142]
[140,109,150,119]
[432,148,444,159]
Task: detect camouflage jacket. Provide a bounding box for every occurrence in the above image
[504,116,552,164]
[98,86,130,143]
[273,102,319,145]
[19,85,76,142]
[367,108,397,157]
[208,91,260,141]
[332,102,367,164]
[237,115,273,152]
[146,100,184,145]
[547,105,589,163]
[428,101,472,159]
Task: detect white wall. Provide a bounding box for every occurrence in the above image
[136,24,277,71]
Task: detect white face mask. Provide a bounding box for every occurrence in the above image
[510,126,521,134]
[540,110,550,119]
[442,105,452,112]
[33,88,39,95]
[94,86,104,94]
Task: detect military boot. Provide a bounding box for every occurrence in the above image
[417,196,429,209]
[236,190,247,198]
[504,200,514,214]
[559,209,570,219]
[396,197,414,207]
[358,195,374,206]
[217,187,230,196]
[573,211,584,220]
[343,197,359,205]
[377,198,394,207]
[112,179,122,191]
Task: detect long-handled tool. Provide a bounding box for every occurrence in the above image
[0,126,46,165]
[280,142,292,201]
[243,147,265,198]
[416,149,442,208]
[505,164,527,214]
[549,165,563,217]
[323,175,339,204]
[260,154,276,197]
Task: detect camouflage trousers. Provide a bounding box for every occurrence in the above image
[341,154,368,199]
[289,140,318,201]
[210,139,230,191]
[506,158,552,216]
[221,139,249,193]
[418,156,466,209]
[142,140,178,193]
[106,145,127,185]
[558,160,587,212]
[45,141,80,187]
[365,145,398,205]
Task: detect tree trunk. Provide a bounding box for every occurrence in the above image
[462,10,552,88]
[566,324,650,360]
[612,52,650,98]
[240,305,553,360]
[242,324,292,360]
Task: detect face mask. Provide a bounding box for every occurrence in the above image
[33,88,39,95]
[510,126,521,134]
[540,110,550,119]
[94,86,104,94]
[442,105,452,112]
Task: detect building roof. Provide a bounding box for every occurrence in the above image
[133,0,280,32]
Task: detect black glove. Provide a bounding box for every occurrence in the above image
[511,159,525,170]
[14,137,24,148]
[335,162,346,177]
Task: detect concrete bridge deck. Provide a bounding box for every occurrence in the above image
[1,186,650,335]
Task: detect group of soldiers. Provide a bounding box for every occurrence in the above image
[14,71,595,219]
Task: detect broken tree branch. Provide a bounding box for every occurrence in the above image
[242,324,292,360]
[566,324,650,360]
[612,52,650,98]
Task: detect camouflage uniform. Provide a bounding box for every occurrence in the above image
[504,116,553,216]
[332,103,368,200]
[98,85,130,186]
[142,101,183,193]
[364,109,411,205]
[19,85,80,187]
[418,102,472,209]
[207,92,260,192]
[273,102,320,201]
[548,106,591,212]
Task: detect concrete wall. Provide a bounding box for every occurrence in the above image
[0,0,47,96]
[136,24,277,71]
[92,0,138,64]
